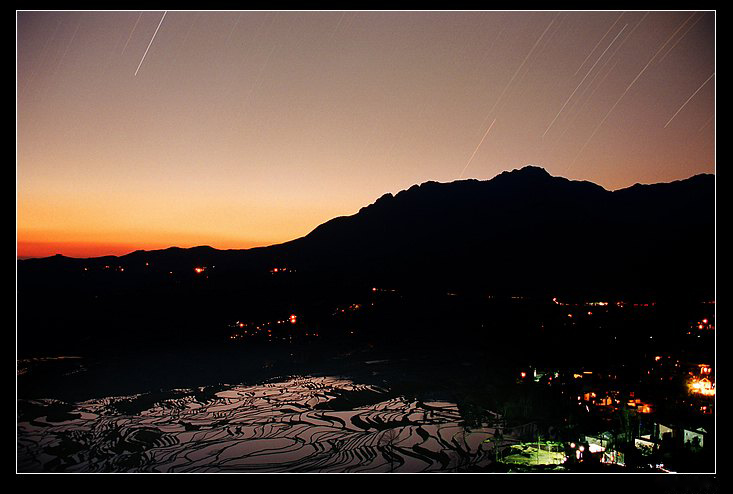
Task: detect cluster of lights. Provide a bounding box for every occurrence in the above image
[569,443,585,461]
[693,318,714,331]
[688,378,715,397]
[553,298,611,307]
[371,287,397,293]
[569,441,605,461]
[84,265,126,272]
[553,299,656,309]
[333,303,362,315]
[88,263,214,276]
[228,314,299,342]
[270,267,295,274]
[554,299,649,310]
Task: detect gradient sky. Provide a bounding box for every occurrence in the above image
[17,10,715,258]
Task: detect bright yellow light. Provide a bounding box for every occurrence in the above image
[688,378,715,396]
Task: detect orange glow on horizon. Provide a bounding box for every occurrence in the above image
[16,191,339,258]
[16,238,269,259]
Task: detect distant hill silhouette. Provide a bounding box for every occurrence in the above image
[19,165,714,298]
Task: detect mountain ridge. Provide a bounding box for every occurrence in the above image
[18,165,714,299]
[19,165,713,263]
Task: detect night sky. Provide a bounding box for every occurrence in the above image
[17,10,715,258]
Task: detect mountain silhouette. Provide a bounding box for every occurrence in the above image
[284,165,714,295]
[19,165,714,297]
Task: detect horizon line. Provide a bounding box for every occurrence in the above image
[16,166,714,260]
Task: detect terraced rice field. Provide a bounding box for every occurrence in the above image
[18,375,504,473]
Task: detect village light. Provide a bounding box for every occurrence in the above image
[688,377,715,396]
[588,444,604,453]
